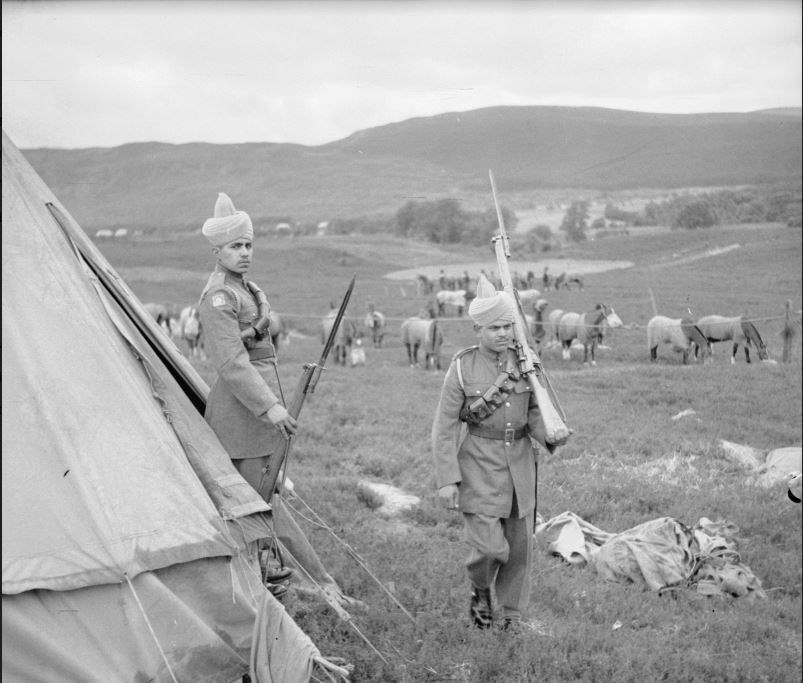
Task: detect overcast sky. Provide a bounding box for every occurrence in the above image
[2,0,801,149]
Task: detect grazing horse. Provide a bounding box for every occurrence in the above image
[321,310,358,365]
[363,308,387,348]
[695,315,769,363]
[400,316,444,369]
[558,304,621,365]
[546,308,565,348]
[435,289,467,317]
[178,306,205,360]
[646,315,711,364]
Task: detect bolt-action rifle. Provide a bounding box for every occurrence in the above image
[488,170,571,446]
[257,274,357,498]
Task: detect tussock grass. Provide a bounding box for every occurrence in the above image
[104,222,801,681]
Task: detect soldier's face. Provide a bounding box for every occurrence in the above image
[477,321,513,353]
[215,239,253,274]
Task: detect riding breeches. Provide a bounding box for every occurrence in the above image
[462,509,534,619]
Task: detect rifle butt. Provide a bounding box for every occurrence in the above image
[530,376,571,444]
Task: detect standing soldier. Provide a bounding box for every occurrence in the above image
[431,275,564,631]
[198,193,362,609]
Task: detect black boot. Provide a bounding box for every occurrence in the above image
[469,587,493,629]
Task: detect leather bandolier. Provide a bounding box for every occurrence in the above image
[456,347,530,444]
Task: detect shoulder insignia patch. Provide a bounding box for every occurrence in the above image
[212,293,227,308]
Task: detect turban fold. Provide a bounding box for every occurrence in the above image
[469,274,516,326]
[202,192,254,246]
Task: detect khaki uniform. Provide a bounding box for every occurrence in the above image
[199,264,280,460]
[432,344,552,620]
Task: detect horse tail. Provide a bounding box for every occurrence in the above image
[428,319,438,351]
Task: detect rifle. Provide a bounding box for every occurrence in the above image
[488,170,571,446]
[257,274,357,498]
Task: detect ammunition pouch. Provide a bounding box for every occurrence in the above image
[459,371,515,426]
[248,346,276,361]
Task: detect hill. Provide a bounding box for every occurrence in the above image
[18,105,802,230]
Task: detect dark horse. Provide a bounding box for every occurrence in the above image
[695,315,768,363]
[363,306,386,348]
[557,304,622,365]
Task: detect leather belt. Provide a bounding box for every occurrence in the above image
[248,346,276,361]
[467,424,528,443]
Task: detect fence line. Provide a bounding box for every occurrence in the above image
[276,310,795,329]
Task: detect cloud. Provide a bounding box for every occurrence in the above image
[2,0,800,148]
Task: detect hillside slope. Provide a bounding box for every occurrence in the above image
[17,106,801,230]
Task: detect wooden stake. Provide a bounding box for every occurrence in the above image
[782,299,793,363]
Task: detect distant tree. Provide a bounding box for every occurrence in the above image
[560,201,589,242]
[392,198,514,245]
[671,198,717,230]
[590,217,606,230]
[533,224,553,242]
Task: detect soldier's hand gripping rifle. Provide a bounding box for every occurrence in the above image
[257,274,357,499]
[488,170,571,446]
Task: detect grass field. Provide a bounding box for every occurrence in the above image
[100,222,802,682]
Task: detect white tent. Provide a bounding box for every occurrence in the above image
[1,130,322,682]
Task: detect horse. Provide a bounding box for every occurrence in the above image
[564,274,584,290]
[695,315,769,363]
[546,308,565,348]
[144,302,170,327]
[400,316,444,369]
[558,304,622,365]
[416,274,435,296]
[363,308,387,348]
[646,315,711,364]
[516,289,542,310]
[321,310,358,365]
[530,299,549,350]
[552,272,584,290]
[178,306,205,360]
[435,289,467,317]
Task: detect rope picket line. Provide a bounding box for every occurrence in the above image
[271,310,795,329]
[276,544,391,666]
[124,574,180,683]
[284,494,417,624]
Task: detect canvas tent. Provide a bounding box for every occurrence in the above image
[1,130,325,682]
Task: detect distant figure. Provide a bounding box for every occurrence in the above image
[350,338,366,367]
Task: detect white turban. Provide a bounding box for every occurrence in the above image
[469,274,516,326]
[202,192,254,246]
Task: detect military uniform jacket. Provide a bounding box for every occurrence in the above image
[431,345,550,518]
[199,264,280,460]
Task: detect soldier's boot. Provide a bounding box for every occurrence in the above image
[469,586,493,629]
[260,549,293,599]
